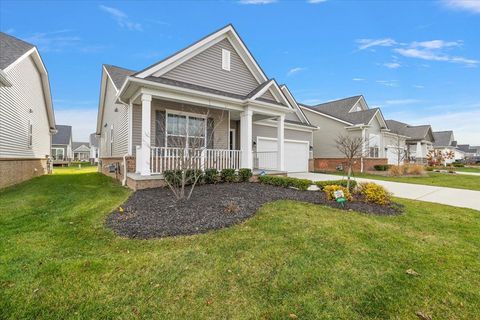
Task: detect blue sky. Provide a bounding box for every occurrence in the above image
[1,0,479,143]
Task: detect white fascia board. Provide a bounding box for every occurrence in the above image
[254,119,316,133]
[3,47,36,73]
[347,96,365,113]
[300,105,353,126]
[0,69,12,86]
[280,85,310,124]
[135,25,268,84]
[250,79,274,100]
[96,69,109,134]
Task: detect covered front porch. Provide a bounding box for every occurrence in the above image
[130,92,287,177]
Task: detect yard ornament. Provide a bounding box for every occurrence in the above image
[334,190,347,208]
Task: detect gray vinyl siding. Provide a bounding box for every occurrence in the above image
[285,111,301,122]
[160,38,261,96]
[260,89,275,102]
[252,123,313,146]
[132,99,230,154]
[0,55,51,158]
[99,77,129,157]
[303,108,361,158]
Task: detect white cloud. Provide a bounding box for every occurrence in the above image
[287,67,306,76]
[352,78,366,81]
[394,47,478,67]
[308,0,327,3]
[239,0,276,4]
[356,38,397,50]
[413,85,425,89]
[442,0,480,14]
[411,40,462,49]
[383,62,401,69]
[385,99,420,105]
[55,107,97,142]
[99,5,142,31]
[24,30,80,53]
[376,80,398,87]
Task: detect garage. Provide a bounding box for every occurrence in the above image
[256,137,310,172]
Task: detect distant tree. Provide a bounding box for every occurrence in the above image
[427,149,455,166]
[390,134,407,166]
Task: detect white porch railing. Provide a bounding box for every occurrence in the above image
[253,151,278,170]
[149,147,241,174]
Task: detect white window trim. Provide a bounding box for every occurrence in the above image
[165,109,208,148]
[52,147,65,160]
[222,48,231,71]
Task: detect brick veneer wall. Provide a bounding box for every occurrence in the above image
[0,158,48,189]
[313,157,388,172]
[98,157,135,182]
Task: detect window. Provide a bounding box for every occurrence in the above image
[369,133,380,158]
[222,49,231,71]
[52,148,64,160]
[166,113,206,148]
[369,147,379,158]
[27,121,33,148]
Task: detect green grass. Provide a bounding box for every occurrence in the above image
[1,167,479,319]
[449,166,480,173]
[329,171,480,191]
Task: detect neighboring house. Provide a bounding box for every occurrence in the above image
[0,32,56,188]
[385,120,435,164]
[96,24,315,190]
[72,142,90,161]
[51,125,73,164]
[432,130,464,163]
[300,95,405,171]
[89,133,99,163]
[457,144,479,162]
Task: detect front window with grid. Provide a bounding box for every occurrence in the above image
[166,113,206,148]
[369,133,380,158]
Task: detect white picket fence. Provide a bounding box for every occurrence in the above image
[147,147,241,174]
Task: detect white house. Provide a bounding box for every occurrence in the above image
[96,24,316,190]
[432,130,464,163]
[0,32,56,188]
[51,125,73,164]
[89,133,99,164]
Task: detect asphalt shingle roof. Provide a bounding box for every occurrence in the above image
[73,142,90,152]
[433,131,454,147]
[52,125,72,145]
[302,95,380,126]
[385,120,432,141]
[104,64,135,90]
[0,32,34,70]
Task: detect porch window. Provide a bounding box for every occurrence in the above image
[52,148,64,160]
[368,133,380,158]
[166,113,206,148]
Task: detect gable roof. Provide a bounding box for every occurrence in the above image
[103,64,135,91]
[0,32,56,130]
[433,131,454,147]
[0,32,34,70]
[73,142,90,152]
[302,95,384,126]
[52,125,72,145]
[134,24,268,84]
[386,120,433,141]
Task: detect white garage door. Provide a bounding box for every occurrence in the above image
[386,146,402,165]
[256,137,309,173]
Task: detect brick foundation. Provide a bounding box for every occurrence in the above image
[98,157,135,182]
[0,158,49,189]
[313,157,388,172]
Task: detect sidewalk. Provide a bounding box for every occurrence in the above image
[289,172,480,211]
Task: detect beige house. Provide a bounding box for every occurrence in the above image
[300,96,407,172]
[0,32,56,188]
[96,24,315,190]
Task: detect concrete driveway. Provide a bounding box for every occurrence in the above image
[289,172,480,211]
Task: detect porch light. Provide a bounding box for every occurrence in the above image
[253,141,256,147]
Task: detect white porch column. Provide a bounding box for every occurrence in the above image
[240,108,253,169]
[127,99,133,155]
[141,94,152,176]
[277,114,285,171]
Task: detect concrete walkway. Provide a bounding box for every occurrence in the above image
[289,172,480,211]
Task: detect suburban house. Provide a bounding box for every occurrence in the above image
[96,24,315,190]
[457,144,480,162]
[385,120,435,164]
[89,133,99,164]
[51,125,73,165]
[0,32,56,188]
[432,130,464,163]
[300,95,406,171]
[72,142,90,161]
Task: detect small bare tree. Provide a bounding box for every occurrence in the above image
[154,107,226,201]
[335,135,369,190]
[427,149,454,167]
[390,134,407,166]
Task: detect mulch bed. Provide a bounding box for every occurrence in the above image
[106,183,404,239]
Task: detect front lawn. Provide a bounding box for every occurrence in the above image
[1,167,479,319]
[330,171,480,191]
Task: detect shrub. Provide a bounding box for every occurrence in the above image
[359,182,392,205]
[185,169,203,185]
[453,163,464,167]
[425,166,434,171]
[389,165,406,176]
[258,175,313,191]
[220,168,237,183]
[204,169,219,184]
[374,164,392,171]
[238,168,252,182]
[164,169,203,187]
[323,185,352,201]
[315,179,357,192]
[406,164,425,175]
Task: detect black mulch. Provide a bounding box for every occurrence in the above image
[106,183,404,239]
